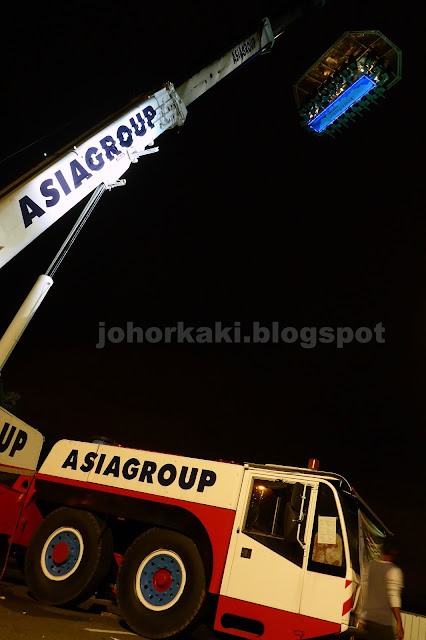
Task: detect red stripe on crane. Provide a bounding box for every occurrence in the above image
[342,595,354,616]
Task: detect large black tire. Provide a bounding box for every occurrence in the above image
[116,528,206,639]
[24,507,113,606]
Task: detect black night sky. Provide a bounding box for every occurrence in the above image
[1,0,424,611]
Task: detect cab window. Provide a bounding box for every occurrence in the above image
[308,482,345,577]
[243,479,311,567]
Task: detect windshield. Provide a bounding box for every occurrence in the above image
[359,510,386,563]
[357,509,386,614]
[339,492,387,576]
[339,492,361,573]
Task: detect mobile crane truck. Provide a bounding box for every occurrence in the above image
[0,411,387,640]
[0,2,397,638]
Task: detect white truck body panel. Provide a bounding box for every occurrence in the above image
[39,439,245,510]
[300,571,346,622]
[0,406,44,472]
[225,531,305,612]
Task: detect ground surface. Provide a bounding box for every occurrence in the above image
[1,559,199,640]
[0,560,219,640]
[0,563,135,640]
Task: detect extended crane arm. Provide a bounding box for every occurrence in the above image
[0,84,186,270]
[0,275,53,374]
[0,1,324,373]
[0,2,324,270]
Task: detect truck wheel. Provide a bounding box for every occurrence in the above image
[117,528,206,639]
[24,507,113,606]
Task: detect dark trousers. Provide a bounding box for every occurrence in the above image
[366,621,395,640]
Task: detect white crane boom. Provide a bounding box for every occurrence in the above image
[0,2,325,372]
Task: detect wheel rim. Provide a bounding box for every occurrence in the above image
[40,527,84,581]
[135,549,186,611]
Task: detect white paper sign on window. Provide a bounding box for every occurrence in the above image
[317,516,337,544]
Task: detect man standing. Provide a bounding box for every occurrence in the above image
[359,539,404,640]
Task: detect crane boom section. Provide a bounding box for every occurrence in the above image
[0,85,187,269]
[0,4,323,269]
[0,18,274,271]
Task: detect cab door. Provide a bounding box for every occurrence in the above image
[299,481,348,624]
[216,470,315,629]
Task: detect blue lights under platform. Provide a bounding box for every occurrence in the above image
[308,75,377,133]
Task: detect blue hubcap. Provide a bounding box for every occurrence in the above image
[43,529,81,578]
[139,553,183,607]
